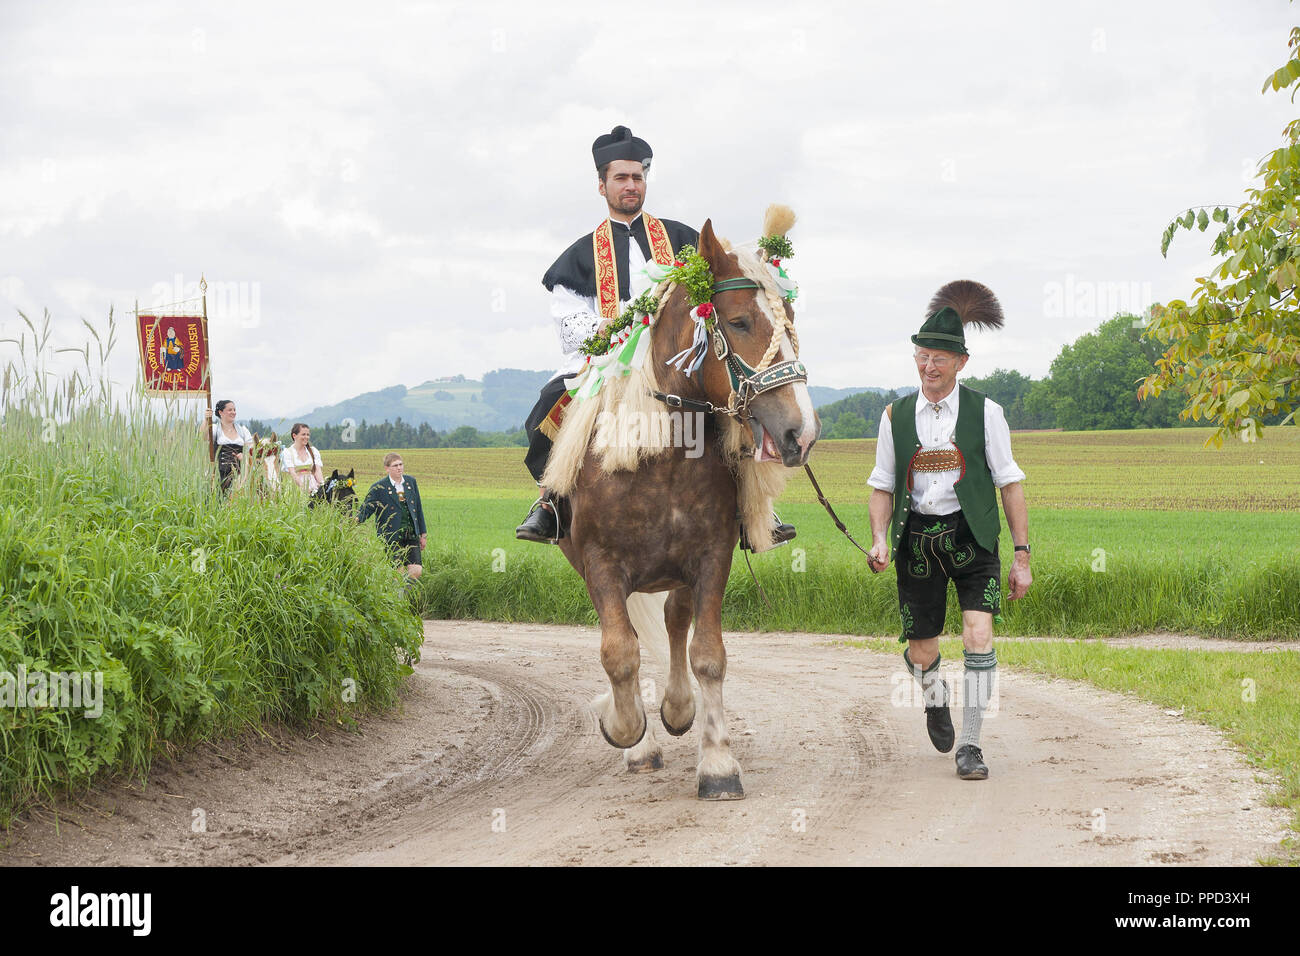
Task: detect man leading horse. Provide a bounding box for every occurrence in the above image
[515,126,794,551]
[866,282,1033,781]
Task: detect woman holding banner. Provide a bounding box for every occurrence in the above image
[212,399,253,494]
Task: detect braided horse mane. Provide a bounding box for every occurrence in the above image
[543,207,799,553]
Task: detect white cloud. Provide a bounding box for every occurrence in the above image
[1,0,1296,417]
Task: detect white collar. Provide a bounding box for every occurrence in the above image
[921,384,958,411]
[389,475,405,489]
[609,212,644,228]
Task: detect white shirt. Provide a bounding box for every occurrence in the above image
[550,214,651,375]
[213,422,253,445]
[389,476,406,496]
[868,384,1025,515]
[281,445,323,493]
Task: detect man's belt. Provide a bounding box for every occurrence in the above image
[906,447,965,491]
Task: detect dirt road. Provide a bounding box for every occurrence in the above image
[2,621,1289,866]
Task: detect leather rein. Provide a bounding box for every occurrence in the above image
[647,276,875,598]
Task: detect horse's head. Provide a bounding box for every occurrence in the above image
[692,219,820,467]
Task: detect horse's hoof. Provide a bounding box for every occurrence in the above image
[660,705,695,737]
[697,773,745,801]
[624,752,664,773]
[599,714,647,750]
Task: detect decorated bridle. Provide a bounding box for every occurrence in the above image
[704,275,807,418]
[569,234,806,420]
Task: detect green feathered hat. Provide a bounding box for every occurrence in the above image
[912,280,1005,355]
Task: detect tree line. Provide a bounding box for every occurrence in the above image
[244,417,529,450]
[816,312,1288,439]
[252,310,1289,447]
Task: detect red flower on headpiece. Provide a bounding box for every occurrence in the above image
[771,258,782,267]
[696,303,714,320]
[674,260,684,268]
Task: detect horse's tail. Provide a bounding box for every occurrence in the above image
[625,591,671,678]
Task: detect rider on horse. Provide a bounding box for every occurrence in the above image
[515,126,795,550]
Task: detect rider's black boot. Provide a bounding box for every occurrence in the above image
[516,496,561,543]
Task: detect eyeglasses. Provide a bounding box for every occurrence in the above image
[914,353,955,369]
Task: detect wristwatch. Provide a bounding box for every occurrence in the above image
[1014,544,1031,554]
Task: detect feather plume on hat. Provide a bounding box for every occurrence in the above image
[925,279,1004,330]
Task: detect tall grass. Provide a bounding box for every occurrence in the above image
[0,310,422,826]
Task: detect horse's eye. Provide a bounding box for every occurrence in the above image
[728,317,749,331]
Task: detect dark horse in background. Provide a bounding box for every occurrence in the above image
[310,469,357,510]
[544,216,819,800]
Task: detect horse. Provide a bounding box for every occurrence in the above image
[542,212,819,800]
[310,468,357,510]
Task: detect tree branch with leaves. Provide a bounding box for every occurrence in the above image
[1140,26,1300,445]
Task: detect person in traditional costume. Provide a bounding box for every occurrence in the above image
[211,399,253,495]
[866,281,1033,781]
[358,453,426,580]
[514,126,795,549]
[281,422,325,494]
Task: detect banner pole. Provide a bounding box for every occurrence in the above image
[202,275,214,463]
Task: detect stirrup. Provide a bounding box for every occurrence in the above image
[516,495,563,543]
[738,511,797,552]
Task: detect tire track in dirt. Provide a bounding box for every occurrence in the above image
[2,621,1291,866]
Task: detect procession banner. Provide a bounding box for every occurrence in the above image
[136,313,210,396]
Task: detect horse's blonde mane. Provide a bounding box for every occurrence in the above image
[543,233,800,553]
[542,300,671,495]
[719,241,798,552]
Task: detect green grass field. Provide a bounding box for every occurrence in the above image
[328,426,1300,509]
[328,428,1300,640]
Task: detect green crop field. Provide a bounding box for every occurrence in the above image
[327,427,1300,640]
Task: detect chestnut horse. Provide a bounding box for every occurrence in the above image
[544,217,819,800]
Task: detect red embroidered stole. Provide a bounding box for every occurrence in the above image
[592,214,676,319]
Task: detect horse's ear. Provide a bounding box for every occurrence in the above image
[347,468,355,477]
[697,219,727,271]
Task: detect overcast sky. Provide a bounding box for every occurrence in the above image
[2,1,1297,420]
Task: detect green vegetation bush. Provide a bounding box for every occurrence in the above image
[0,311,422,826]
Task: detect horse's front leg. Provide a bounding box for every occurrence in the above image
[660,585,696,736]
[691,573,743,800]
[587,578,647,750]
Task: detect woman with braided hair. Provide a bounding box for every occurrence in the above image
[281,423,325,494]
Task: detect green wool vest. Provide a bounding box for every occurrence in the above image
[889,384,1001,555]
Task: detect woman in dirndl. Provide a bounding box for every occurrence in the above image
[212,399,253,494]
[281,422,324,495]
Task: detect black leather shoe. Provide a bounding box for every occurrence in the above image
[955,744,988,780]
[925,680,955,753]
[515,503,558,543]
[739,513,797,552]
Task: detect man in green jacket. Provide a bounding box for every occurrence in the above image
[358,453,427,580]
[866,280,1033,780]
